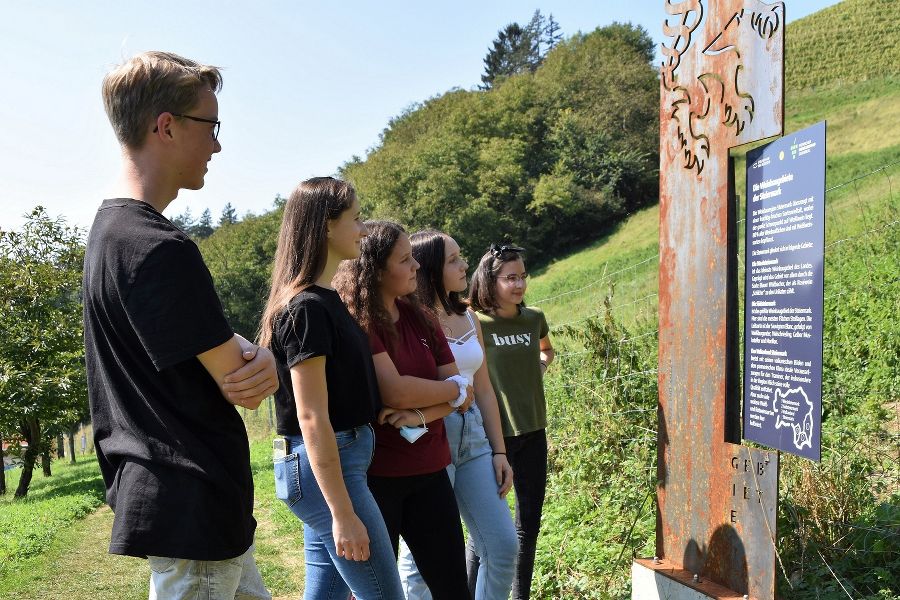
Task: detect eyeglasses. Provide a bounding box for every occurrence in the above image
[500,273,528,284]
[489,243,524,258]
[153,112,221,140]
[173,113,221,140]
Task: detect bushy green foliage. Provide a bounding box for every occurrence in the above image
[342,23,658,267]
[0,207,87,497]
[198,207,283,339]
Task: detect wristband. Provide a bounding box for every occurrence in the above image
[492,452,506,456]
[445,374,469,408]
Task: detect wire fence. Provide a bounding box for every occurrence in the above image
[537,159,899,596]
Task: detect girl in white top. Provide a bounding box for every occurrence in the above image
[397,230,518,600]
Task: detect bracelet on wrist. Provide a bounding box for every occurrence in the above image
[492,451,506,456]
[411,408,427,428]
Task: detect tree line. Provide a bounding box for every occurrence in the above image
[0,17,660,497]
[171,202,240,240]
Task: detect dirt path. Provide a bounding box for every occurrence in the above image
[2,504,301,600]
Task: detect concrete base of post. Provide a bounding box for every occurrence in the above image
[632,559,750,600]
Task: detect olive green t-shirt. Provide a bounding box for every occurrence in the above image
[477,307,549,437]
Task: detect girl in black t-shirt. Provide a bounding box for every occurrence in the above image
[259,178,403,600]
[334,220,472,600]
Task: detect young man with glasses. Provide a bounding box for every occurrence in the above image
[84,51,276,600]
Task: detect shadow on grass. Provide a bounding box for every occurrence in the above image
[2,460,104,504]
[530,217,629,277]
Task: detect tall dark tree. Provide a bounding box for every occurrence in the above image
[171,206,194,231]
[219,202,238,227]
[191,208,215,239]
[67,424,77,464]
[41,449,51,476]
[481,11,562,90]
[542,13,563,52]
[481,23,537,89]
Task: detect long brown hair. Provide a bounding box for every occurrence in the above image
[410,229,467,317]
[259,177,356,347]
[334,220,435,346]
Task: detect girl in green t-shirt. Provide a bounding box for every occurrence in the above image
[468,244,554,600]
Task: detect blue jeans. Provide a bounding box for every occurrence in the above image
[274,424,403,600]
[398,404,517,600]
[148,542,270,600]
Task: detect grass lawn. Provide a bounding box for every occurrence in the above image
[0,435,305,599]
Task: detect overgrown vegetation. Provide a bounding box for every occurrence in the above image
[341,21,659,268]
[775,178,899,599]
[537,307,658,598]
[530,159,898,597]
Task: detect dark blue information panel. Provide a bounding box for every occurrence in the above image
[743,121,825,461]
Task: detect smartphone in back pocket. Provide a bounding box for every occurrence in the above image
[273,437,286,460]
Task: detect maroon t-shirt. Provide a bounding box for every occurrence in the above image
[368,300,455,477]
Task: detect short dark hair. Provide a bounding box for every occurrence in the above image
[410,230,468,317]
[468,244,526,314]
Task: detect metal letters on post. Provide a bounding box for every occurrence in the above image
[656,1,784,598]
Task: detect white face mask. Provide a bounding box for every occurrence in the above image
[399,425,428,444]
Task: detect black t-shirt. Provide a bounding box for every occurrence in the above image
[271,286,381,434]
[83,198,255,561]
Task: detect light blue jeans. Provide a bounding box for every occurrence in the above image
[148,542,270,600]
[398,404,517,600]
[274,424,404,600]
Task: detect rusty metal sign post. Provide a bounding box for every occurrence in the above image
[635,1,785,599]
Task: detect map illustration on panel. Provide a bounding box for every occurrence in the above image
[772,386,814,450]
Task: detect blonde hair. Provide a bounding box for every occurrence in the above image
[102,51,222,149]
